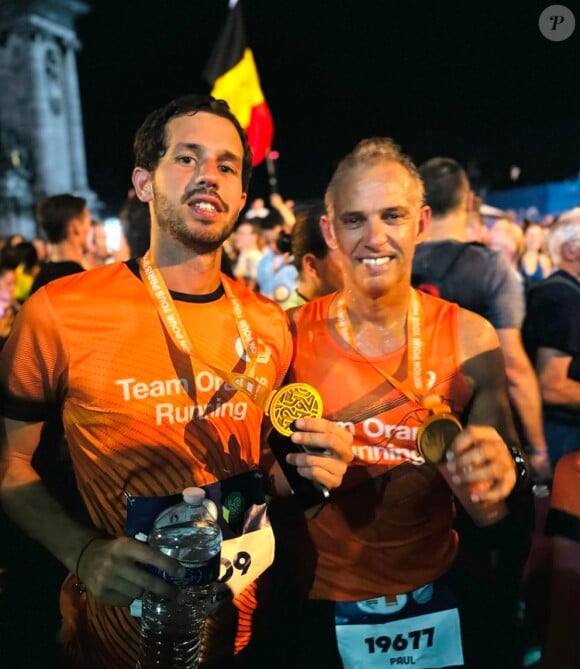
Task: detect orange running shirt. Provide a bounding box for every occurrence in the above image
[287,290,471,601]
[0,260,292,668]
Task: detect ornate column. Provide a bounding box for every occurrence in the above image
[62,38,89,192]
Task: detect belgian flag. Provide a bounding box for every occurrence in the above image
[203,0,274,167]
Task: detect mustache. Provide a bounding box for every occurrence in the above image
[181,187,228,212]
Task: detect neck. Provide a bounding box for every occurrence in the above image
[49,240,86,265]
[424,211,467,242]
[149,239,223,294]
[335,283,411,356]
[296,280,318,303]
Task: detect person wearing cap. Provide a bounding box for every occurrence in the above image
[254,138,527,669]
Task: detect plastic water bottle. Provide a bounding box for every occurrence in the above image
[136,487,222,669]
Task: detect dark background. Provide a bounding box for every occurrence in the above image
[75,0,580,216]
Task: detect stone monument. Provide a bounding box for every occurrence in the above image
[0,0,99,238]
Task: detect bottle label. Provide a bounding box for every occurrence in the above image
[151,552,221,588]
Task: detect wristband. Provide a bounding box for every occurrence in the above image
[73,536,101,594]
[508,444,528,488]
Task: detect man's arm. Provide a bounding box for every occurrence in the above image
[496,327,551,477]
[0,417,184,606]
[535,347,580,408]
[447,310,520,504]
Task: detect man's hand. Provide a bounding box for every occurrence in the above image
[286,417,353,490]
[446,425,517,505]
[77,536,185,606]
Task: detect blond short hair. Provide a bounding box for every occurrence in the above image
[324,138,424,217]
[548,208,580,265]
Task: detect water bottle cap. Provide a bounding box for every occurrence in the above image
[182,486,206,506]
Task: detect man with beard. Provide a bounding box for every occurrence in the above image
[0,94,352,669]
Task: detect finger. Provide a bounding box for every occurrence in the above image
[290,454,347,489]
[116,539,185,578]
[295,463,344,490]
[291,423,353,463]
[449,425,498,457]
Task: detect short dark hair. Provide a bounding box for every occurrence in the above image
[291,201,328,272]
[418,157,469,217]
[35,194,87,244]
[133,94,253,192]
[119,195,151,258]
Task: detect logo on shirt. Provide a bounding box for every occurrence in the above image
[234,336,272,364]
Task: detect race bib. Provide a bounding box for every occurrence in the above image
[335,580,464,668]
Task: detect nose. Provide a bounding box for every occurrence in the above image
[195,158,219,188]
[363,214,387,247]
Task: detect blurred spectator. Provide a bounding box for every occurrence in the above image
[465,194,488,244]
[0,262,18,348]
[488,218,526,289]
[256,199,298,303]
[30,193,91,295]
[32,236,48,264]
[519,222,552,284]
[86,219,114,267]
[279,201,342,309]
[523,208,580,469]
[119,192,151,258]
[3,233,24,249]
[13,241,41,302]
[232,219,263,289]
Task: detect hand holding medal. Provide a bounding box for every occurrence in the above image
[267,382,324,436]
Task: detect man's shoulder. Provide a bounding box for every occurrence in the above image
[30,260,85,294]
[39,261,130,296]
[528,270,580,299]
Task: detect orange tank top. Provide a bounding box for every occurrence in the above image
[288,290,471,600]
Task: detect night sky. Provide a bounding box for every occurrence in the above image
[74,0,580,216]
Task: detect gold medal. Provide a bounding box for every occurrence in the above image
[268,383,323,436]
[416,412,462,463]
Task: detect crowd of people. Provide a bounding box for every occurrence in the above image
[0,93,578,669]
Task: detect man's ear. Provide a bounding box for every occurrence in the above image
[561,240,576,261]
[132,167,153,202]
[302,252,319,279]
[416,205,431,241]
[320,215,338,250]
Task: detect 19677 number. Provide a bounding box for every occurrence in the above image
[364,627,435,653]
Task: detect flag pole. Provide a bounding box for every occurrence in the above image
[265,149,279,196]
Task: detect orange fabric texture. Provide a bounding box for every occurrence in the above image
[287,291,470,600]
[0,262,292,668]
[551,451,580,519]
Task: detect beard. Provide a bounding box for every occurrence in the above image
[152,188,236,254]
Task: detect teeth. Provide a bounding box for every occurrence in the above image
[194,201,217,212]
[361,257,391,266]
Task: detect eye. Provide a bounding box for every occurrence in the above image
[176,155,196,165]
[382,210,406,225]
[342,214,364,228]
[218,163,235,174]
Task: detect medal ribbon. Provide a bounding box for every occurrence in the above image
[139,251,274,411]
[335,289,448,413]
